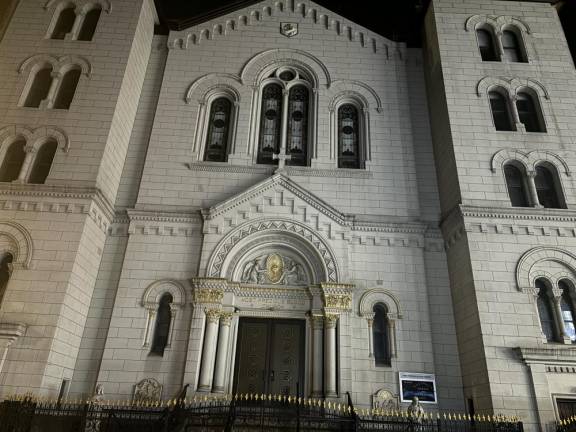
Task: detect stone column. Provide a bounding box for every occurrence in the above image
[526,171,542,208]
[324,313,338,398]
[311,314,324,397]
[197,309,220,392]
[212,312,232,393]
[14,146,36,183]
[366,316,374,358]
[552,288,572,344]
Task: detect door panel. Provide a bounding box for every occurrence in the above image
[234,319,304,396]
[235,321,268,394]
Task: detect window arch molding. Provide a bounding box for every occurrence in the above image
[516,247,576,293]
[141,279,187,349]
[44,0,110,41]
[18,55,91,109]
[358,289,402,362]
[0,221,34,270]
[477,77,550,133]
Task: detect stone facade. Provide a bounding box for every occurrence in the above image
[0,0,573,431]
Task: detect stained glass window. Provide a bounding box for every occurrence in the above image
[257,84,283,165]
[286,85,308,167]
[338,104,360,169]
[559,280,576,343]
[151,293,173,356]
[373,303,391,366]
[536,279,557,342]
[204,97,232,162]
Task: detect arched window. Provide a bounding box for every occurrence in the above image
[477,28,499,61]
[534,165,562,208]
[559,280,576,343]
[23,67,53,108]
[53,68,81,109]
[373,303,391,366]
[257,83,283,165]
[286,85,309,167]
[29,140,58,184]
[502,29,526,63]
[536,279,558,342]
[150,293,173,356]
[204,97,232,162]
[50,6,76,40]
[504,163,529,207]
[0,140,26,182]
[489,90,515,131]
[0,253,13,308]
[77,6,102,41]
[516,92,545,133]
[338,104,361,169]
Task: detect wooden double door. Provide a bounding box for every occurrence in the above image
[234,318,305,396]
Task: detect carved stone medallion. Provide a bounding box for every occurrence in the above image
[266,253,284,283]
[280,22,298,37]
[133,378,162,402]
[240,253,308,286]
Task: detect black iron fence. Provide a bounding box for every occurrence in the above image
[0,393,524,432]
[557,417,576,432]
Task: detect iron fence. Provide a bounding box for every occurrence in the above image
[557,417,576,432]
[0,393,524,432]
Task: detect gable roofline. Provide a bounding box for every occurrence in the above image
[201,173,354,226]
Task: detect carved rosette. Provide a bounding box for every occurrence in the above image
[205,309,222,324]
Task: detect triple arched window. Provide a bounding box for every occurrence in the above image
[475,25,527,63]
[0,138,59,184]
[22,65,82,109]
[49,3,102,41]
[535,278,576,343]
[488,87,545,132]
[503,162,564,209]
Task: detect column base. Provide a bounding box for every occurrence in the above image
[325,391,337,398]
[197,385,212,392]
[212,386,225,393]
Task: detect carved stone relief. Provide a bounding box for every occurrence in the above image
[133,378,162,402]
[240,252,308,286]
[372,389,399,410]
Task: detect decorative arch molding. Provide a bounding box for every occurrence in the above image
[328,82,382,113]
[0,125,70,153]
[141,279,187,308]
[516,247,576,292]
[185,74,242,104]
[206,218,339,283]
[241,49,331,88]
[358,289,403,320]
[465,14,531,34]
[0,221,33,270]
[490,149,570,176]
[18,54,92,77]
[476,76,549,100]
[44,0,112,13]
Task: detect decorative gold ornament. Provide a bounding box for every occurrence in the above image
[324,313,339,328]
[324,294,352,311]
[195,288,224,304]
[266,253,284,284]
[205,309,221,323]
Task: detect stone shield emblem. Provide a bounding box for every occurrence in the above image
[280,22,298,38]
[266,253,284,283]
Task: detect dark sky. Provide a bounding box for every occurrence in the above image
[154,0,428,46]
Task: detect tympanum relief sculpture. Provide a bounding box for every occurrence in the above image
[240,253,308,286]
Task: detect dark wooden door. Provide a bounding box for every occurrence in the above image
[234,318,304,396]
[557,399,576,419]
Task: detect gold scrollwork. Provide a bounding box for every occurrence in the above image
[195,288,224,304]
[220,312,233,326]
[205,309,221,324]
[324,313,339,328]
[324,294,352,311]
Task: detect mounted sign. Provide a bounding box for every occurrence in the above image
[399,372,437,404]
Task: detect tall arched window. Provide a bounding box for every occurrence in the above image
[29,140,58,184]
[150,293,173,356]
[204,97,232,162]
[559,280,576,343]
[338,104,361,169]
[50,6,76,40]
[0,253,13,309]
[77,6,102,41]
[477,28,499,61]
[535,165,562,209]
[516,92,545,133]
[489,90,515,131]
[0,140,26,182]
[536,279,558,342]
[53,68,81,109]
[504,164,529,207]
[502,30,526,63]
[257,83,283,165]
[286,85,309,167]
[24,67,53,108]
[373,303,391,366]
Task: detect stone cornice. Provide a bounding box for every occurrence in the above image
[516,346,576,364]
[460,205,576,222]
[127,209,203,225]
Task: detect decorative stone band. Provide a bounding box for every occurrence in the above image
[515,346,576,364]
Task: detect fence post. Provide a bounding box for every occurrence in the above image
[296,382,301,432]
[224,396,235,432]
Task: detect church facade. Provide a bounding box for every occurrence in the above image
[0,0,574,430]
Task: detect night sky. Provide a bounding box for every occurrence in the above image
[154,0,575,54]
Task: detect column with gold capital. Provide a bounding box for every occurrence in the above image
[324,313,338,398]
[198,309,221,392]
[212,312,233,393]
